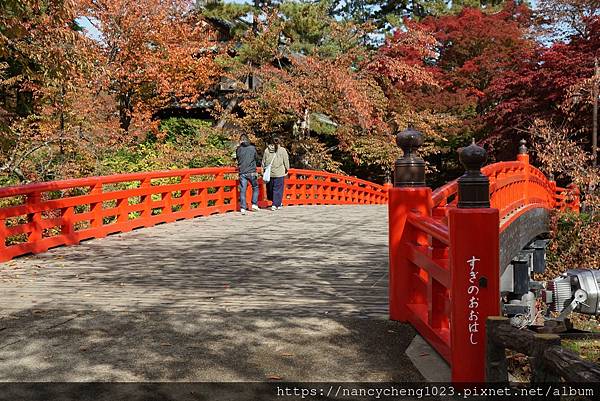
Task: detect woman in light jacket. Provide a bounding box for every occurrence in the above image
[262,137,290,210]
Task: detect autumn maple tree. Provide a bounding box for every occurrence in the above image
[0,0,102,181]
[213,1,446,178]
[536,0,600,40]
[486,14,600,155]
[0,0,598,190]
[365,1,535,180]
[80,0,220,135]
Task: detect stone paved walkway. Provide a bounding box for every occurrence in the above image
[0,205,423,383]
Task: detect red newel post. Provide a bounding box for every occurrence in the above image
[449,141,500,382]
[0,217,6,262]
[389,127,431,321]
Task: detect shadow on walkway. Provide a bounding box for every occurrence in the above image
[0,206,425,398]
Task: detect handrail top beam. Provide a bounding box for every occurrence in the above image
[0,167,387,198]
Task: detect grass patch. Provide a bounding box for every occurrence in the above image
[563,339,600,363]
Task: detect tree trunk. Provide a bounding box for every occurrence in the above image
[119,91,133,132]
[544,345,600,382]
[592,58,598,166]
[486,316,509,382]
[59,84,66,155]
[215,97,240,129]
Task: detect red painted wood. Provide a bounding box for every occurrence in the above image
[389,151,579,383]
[431,159,579,218]
[388,187,432,322]
[449,208,500,382]
[407,302,451,361]
[406,244,450,288]
[406,213,449,245]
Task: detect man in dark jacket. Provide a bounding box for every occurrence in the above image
[235,134,260,214]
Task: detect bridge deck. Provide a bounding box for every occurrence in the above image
[0,205,423,382]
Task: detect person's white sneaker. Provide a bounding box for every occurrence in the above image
[241,208,246,215]
[251,204,259,211]
[277,206,283,210]
[271,205,277,211]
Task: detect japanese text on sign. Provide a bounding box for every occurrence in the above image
[467,256,481,345]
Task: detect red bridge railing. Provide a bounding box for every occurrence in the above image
[388,133,579,383]
[0,167,387,262]
[285,169,388,206]
[430,150,579,231]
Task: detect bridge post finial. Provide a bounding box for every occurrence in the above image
[394,127,426,187]
[383,170,393,192]
[384,170,392,184]
[458,140,490,208]
[517,139,530,165]
[518,139,528,155]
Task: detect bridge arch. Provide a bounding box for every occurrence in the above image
[498,207,550,274]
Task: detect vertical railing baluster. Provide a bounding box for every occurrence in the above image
[181,173,191,213]
[117,193,128,226]
[140,177,152,227]
[201,180,209,211]
[163,187,173,219]
[90,181,104,235]
[318,176,322,205]
[309,174,316,205]
[216,172,225,209]
[0,217,7,262]
[61,205,77,245]
[27,192,42,247]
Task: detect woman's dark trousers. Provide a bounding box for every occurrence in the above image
[268,176,285,207]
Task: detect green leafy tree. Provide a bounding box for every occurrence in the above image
[331,0,508,27]
[214,3,444,179]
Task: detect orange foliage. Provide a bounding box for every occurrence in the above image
[0,0,114,181]
[80,0,220,135]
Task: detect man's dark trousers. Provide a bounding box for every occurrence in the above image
[240,173,259,209]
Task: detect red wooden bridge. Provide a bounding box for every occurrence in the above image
[0,169,387,262]
[0,132,579,383]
